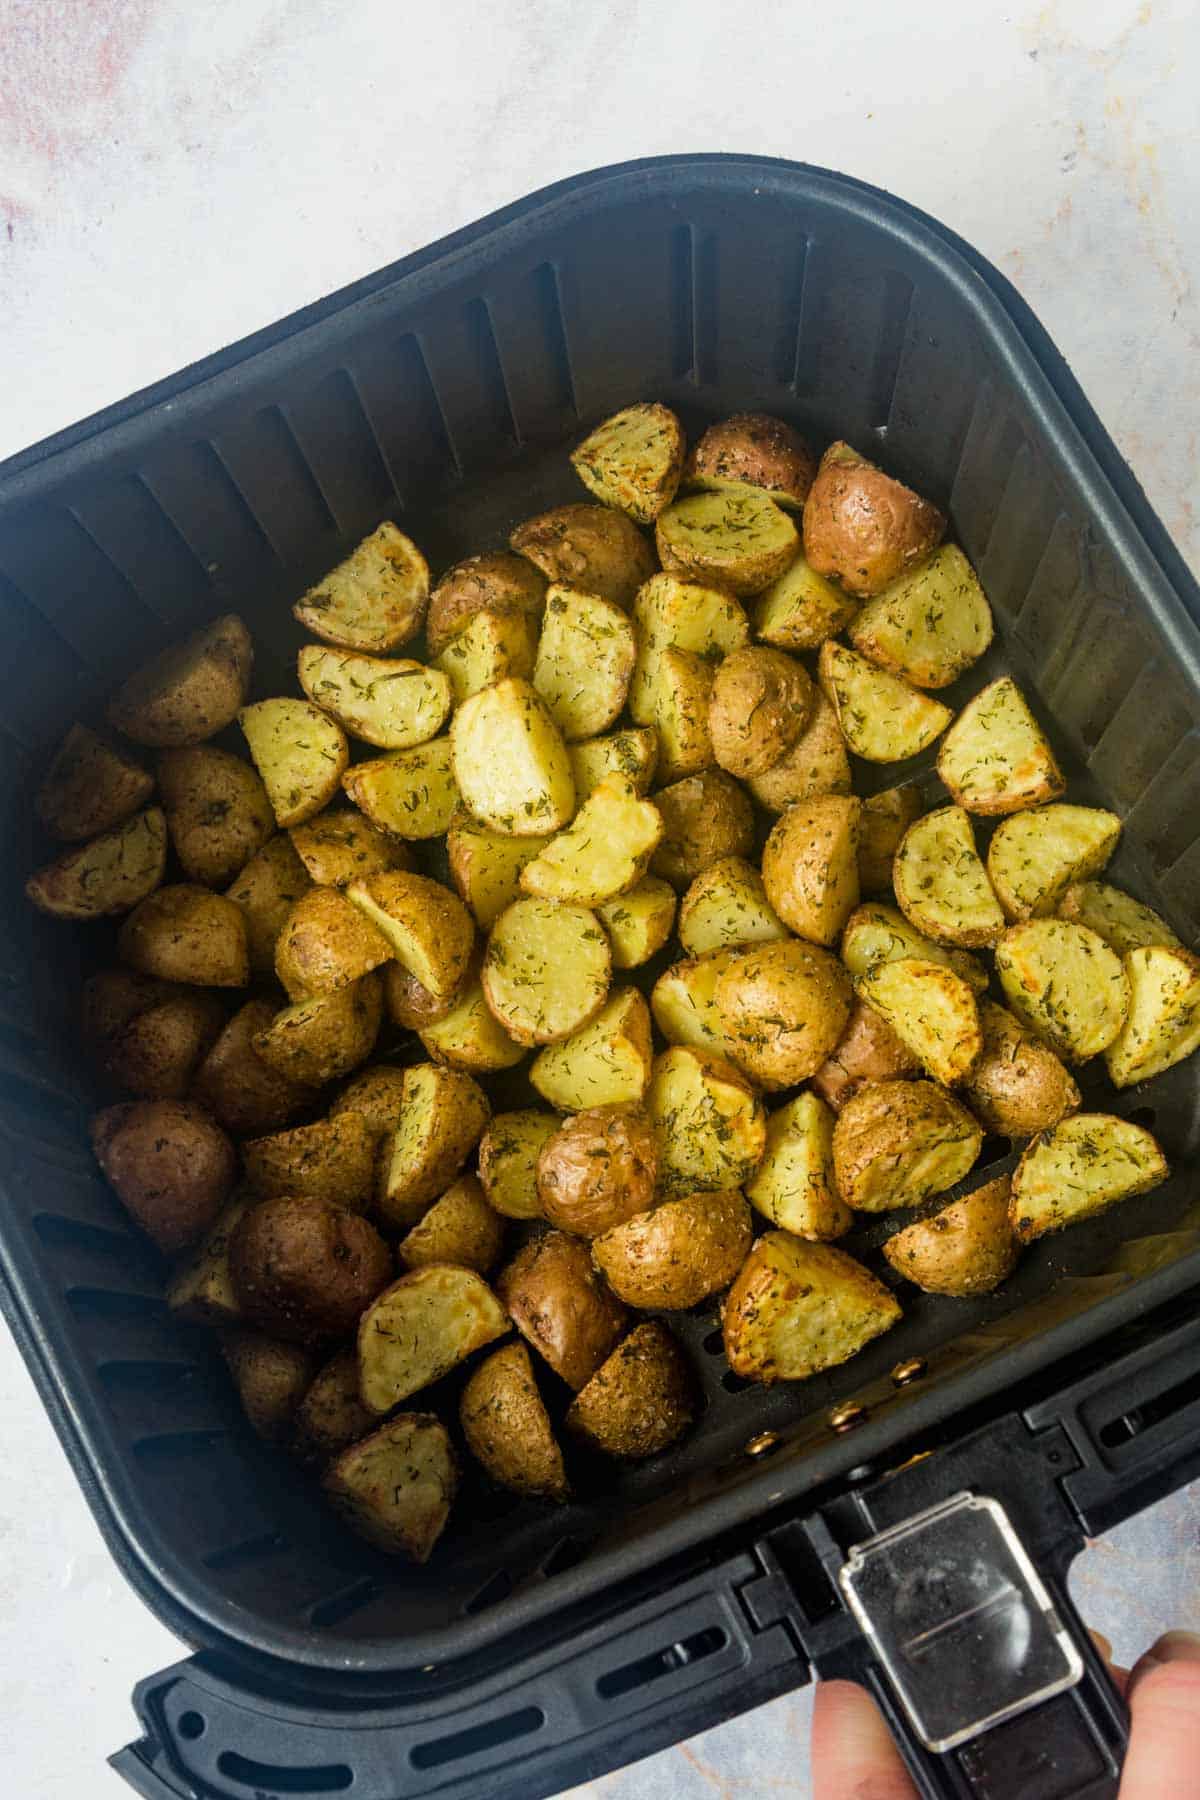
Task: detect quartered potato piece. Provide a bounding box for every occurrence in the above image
[988,804,1121,920]
[510,503,656,610]
[652,648,716,781]
[856,957,982,1086]
[802,442,945,598]
[754,552,858,651]
[193,1001,317,1137]
[398,1175,505,1276]
[529,987,654,1110]
[451,677,575,836]
[342,737,461,840]
[293,1349,376,1465]
[565,1322,695,1461]
[630,572,750,727]
[289,808,412,886]
[252,973,382,1086]
[893,805,1005,948]
[678,856,788,957]
[241,1111,377,1212]
[221,1332,324,1448]
[656,490,799,597]
[27,807,167,920]
[157,747,274,887]
[848,545,993,688]
[651,951,740,1059]
[97,984,224,1103]
[432,608,538,706]
[358,1269,509,1412]
[592,1189,752,1310]
[239,699,348,829]
[857,785,922,894]
[716,938,853,1090]
[497,1231,627,1390]
[707,646,814,780]
[323,1415,458,1561]
[570,402,685,523]
[444,812,550,934]
[1105,946,1200,1087]
[36,723,153,842]
[597,877,677,969]
[745,1092,851,1239]
[119,881,249,986]
[536,1106,658,1237]
[166,1194,250,1327]
[810,999,922,1112]
[964,1000,1081,1137]
[568,727,658,801]
[832,1079,982,1213]
[478,1109,560,1220]
[840,902,989,993]
[345,871,474,1002]
[646,1045,766,1196]
[532,586,636,742]
[995,920,1129,1061]
[936,676,1065,815]
[460,1342,569,1500]
[418,972,526,1074]
[883,1176,1019,1296]
[651,770,754,890]
[747,688,852,812]
[293,522,429,653]
[274,885,392,998]
[818,641,952,763]
[107,613,252,748]
[426,550,546,658]
[298,646,451,747]
[761,795,861,946]
[683,412,816,511]
[330,1064,410,1139]
[520,775,662,906]
[723,1234,902,1382]
[483,898,611,1046]
[225,835,313,977]
[1058,881,1181,956]
[377,1062,490,1230]
[1010,1113,1167,1242]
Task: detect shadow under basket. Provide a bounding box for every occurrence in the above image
[2,157,1200,1800]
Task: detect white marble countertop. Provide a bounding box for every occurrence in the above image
[2,2,1198,1796]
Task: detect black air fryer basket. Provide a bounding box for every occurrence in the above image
[2,157,1199,1800]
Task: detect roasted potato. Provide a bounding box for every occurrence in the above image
[342,737,461,840]
[239,698,349,830]
[883,1176,1019,1296]
[988,804,1122,921]
[995,920,1129,1061]
[656,490,799,597]
[651,951,739,1059]
[460,1341,569,1501]
[536,1106,658,1237]
[754,553,858,652]
[166,1194,249,1327]
[224,833,312,977]
[832,1079,982,1213]
[426,550,547,658]
[646,1046,766,1197]
[856,958,981,1087]
[446,810,551,929]
[36,723,153,841]
[221,1328,316,1446]
[716,939,853,1089]
[857,785,922,895]
[191,1000,317,1136]
[529,986,654,1110]
[496,1231,626,1390]
[840,902,988,993]
[433,607,538,705]
[937,676,1065,815]
[1010,1113,1167,1242]
[817,640,952,763]
[242,1111,377,1211]
[707,646,813,780]
[630,572,750,729]
[761,795,861,946]
[293,522,429,653]
[293,1348,376,1464]
[119,883,249,987]
[451,677,575,836]
[275,885,393,999]
[418,971,526,1074]
[519,775,662,907]
[651,770,754,890]
[482,897,611,1046]
[893,806,1005,949]
[802,442,945,598]
[231,1195,392,1343]
[568,726,659,801]
[91,1099,236,1253]
[810,999,922,1112]
[592,1188,752,1310]
[745,1092,851,1238]
[346,871,474,1002]
[107,613,252,747]
[157,746,274,886]
[684,412,816,511]
[566,1322,695,1460]
[723,1234,902,1382]
[329,1062,409,1139]
[82,967,184,1053]
[597,878,677,969]
[323,1414,457,1561]
[848,545,992,687]
[298,646,451,746]
[964,1000,1081,1137]
[377,1062,490,1230]
[1105,946,1200,1088]
[27,807,167,920]
[397,1175,505,1275]
[647,647,716,782]
[510,503,656,610]
[532,586,637,741]
[358,1266,510,1410]
[252,973,383,1086]
[1057,881,1181,956]
[100,988,225,1101]
[387,961,463,1035]
[478,1110,559,1221]
[678,857,787,958]
[746,689,853,812]
[570,402,686,522]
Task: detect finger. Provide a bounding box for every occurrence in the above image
[811,1679,919,1800]
[1120,1632,1200,1799]
[1087,1629,1129,1695]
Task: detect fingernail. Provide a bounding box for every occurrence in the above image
[1154,1630,1200,1661]
[1089,1630,1113,1662]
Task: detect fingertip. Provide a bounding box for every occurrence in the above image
[1120,1653,1200,1798]
[811,1680,918,1800]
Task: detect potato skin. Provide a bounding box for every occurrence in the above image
[91,1099,236,1253]
[592,1189,753,1310]
[566,1322,696,1460]
[761,795,861,947]
[716,939,852,1090]
[275,885,392,999]
[107,613,253,747]
[964,1000,1081,1137]
[496,1230,627,1390]
[192,1000,316,1136]
[802,443,946,598]
[241,1111,377,1212]
[102,989,226,1101]
[426,551,547,657]
[651,770,754,890]
[36,723,153,842]
[459,1341,569,1500]
[510,504,656,610]
[252,974,383,1087]
[329,1063,409,1139]
[293,1347,376,1464]
[810,999,921,1111]
[224,834,312,978]
[383,961,460,1031]
[220,1328,317,1446]
[536,1106,659,1237]
[707,646,814,779]
[157,745,275,886]
[119,884,250,987]
[684,413,816,509]
[26,807,168,920]
[230,1196,392,1344]
[883,1176,1019,1296]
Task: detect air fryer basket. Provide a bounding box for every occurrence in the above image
[3,157,1200,1797]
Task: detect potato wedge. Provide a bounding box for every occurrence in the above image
[656,490,799,597]
[460,1341,569,1500]
[936,676,1065,815]
[192,1000,317,1136]
[293,1348,375,1464]
[565,1322,695,1461]
[848,545,992,688]
[651,770,754,890]
[478,1110,559,1221]
[761,795,861,946]
[964,1000,1081,1137]
[568,727,659,801]
[570,402,685,522]
[345,871,474,1002]
[723,1234,902,1382]
[1105,946,1200,1088]
[529,987,654,1110]
[1057,881,1181,956]
[592,1188,752,1309]
[323,1414,457,1562]
[432,608,538,705]
[36,723,153,842]
[359,1266,509,1411]
[119,882,249,986]
[92,1099,236,1253]
[708,646,814,780]
[298,646,451,747]
[536,1106,658,1237]
[685,412,816,511]
[157,746,274,887]
[81,965,194,1060]
[221,1329,317,1447]
[166,1194,249,1327]
[510,503,656,610]
[893,806,1005,948]
[678,856,788,957]
[496,1231,626,1390]
[883,1176,1019,1296]
[856,957,982,1086]
[840,903,988,994]
[651,951,740,1059]
[810,999,922,1112]
[532,585,636,741]
[293,521,429,653]
[274,886,393,999]
[482,898,610,1046]
[426,550,546,657]
[519,775,662,906]
[995,920,1129,1061]
[451,677,575,836]
[1010,1113,1168,1242]
[650,647,715,781]
[27,807,167,920]
[817,640,952,763]
[239,699,349,829]
[242,1111,377,1211]
[107,613,252,747]
[630,572,750,727]
[342,737,461,840]
[988,805,1122,921]
[754,553,858,651]
[832,1079,982,1213]
[377,1062,490,1230]
[746,689,853,812]
[716,939,853,1089]
[802,441,945,598]
[597,877,677,969]
[745,1092,851,1238]
[445,810,551,929]
[418,973,526,1074]
[857,785,922,895]
[224,834,312,977]
[398,1175,505,1275]
[329,1063,409,1139]
[252,973,382,1086]
[100,988,225,1102]
[647,1046,766,1197]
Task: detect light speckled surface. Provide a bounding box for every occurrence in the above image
[1,2,1198,1796]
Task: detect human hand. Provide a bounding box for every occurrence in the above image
[810,1631,1200,1798]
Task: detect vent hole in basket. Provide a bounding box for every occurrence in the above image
[203,1532,289,1572]
[462,1568,513,1616]
[410,1705,545,1772]
[702,1328,725,1357]
[34,1214,133,1258]
[308,1578,378,1628]
[1097,1364,1200,1449]
[216,1751,351,1793]
[721,1369,753,1395]
[977,1135,1013,1168]
[541,1536,588,1578]
[670,224,696,380]
[177,1711,205,1741]
[131,1429,229,1462]
[596,1625,728,1701]
[98,1359,196,1395]
[65,1286,165,1320]
[1124,1106,1157,1129]
[532,262,577,416]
